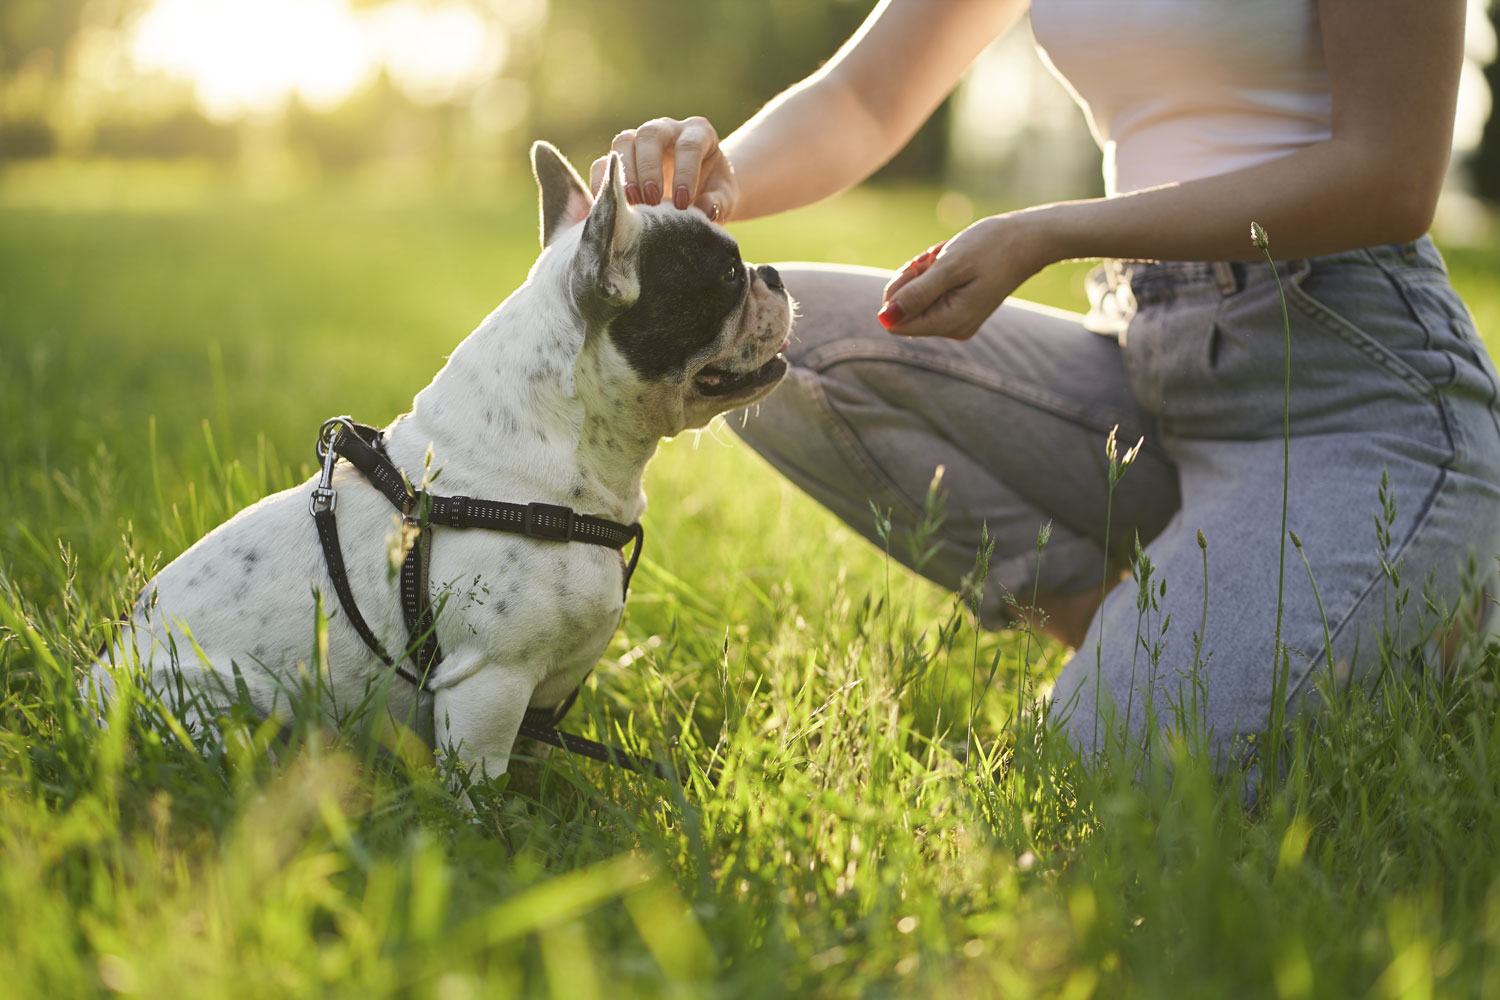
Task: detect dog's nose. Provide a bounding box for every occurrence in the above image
[756,264,783,292]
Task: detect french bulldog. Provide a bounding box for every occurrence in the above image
[91,141,793,782]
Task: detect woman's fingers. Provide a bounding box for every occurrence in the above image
[592,117,729,215]
[631,117,684,205]
[670,116,718,210]
[879,242,951,329]
[879,260,966,336]
[610,130,642,204]
[880,241,945,306]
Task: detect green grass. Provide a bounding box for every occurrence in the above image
[4,161,1500,998]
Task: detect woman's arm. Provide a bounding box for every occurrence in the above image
[723,0,1027,219]
[884,0,1468,337]
[591,0,1027,222]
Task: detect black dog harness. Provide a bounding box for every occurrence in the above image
[308,416,671,780]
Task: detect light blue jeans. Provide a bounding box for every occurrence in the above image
[733,236,1500,763]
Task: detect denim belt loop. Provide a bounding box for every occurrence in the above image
[1212,260,1238,296]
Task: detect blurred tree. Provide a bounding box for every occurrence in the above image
[93,108,236,160]
[1,0,143,161]
[527,0,950,182]
[286,72,418,170]
[1,117,56,158]
[2,0,90,75]
[1475,1,1500,203]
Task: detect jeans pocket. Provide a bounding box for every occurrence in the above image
[1285,260,1442,403]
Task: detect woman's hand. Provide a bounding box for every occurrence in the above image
[590,116,739,222]
[878,212,1053,339]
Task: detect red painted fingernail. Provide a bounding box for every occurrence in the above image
[674,185,690,210]
[625,183,641,205]
[643,181,660,205]
[877,301,904,329]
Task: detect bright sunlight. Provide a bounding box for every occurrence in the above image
[129,0,509,119]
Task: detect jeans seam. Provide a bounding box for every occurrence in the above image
[1281,466,1450,707]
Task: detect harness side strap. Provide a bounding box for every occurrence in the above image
[622,524,644,597]
[312,505,428,690]
[515,716,686,783]
[400,521,443,681]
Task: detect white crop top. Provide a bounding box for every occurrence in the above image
[1029,0,1333,195]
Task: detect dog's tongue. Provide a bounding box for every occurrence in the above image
[694,364,757,396]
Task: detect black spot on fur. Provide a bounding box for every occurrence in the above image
[492,600,508,617]
[242,549,260,567]
[607,214,746,380]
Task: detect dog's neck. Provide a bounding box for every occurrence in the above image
[395,283,655,523]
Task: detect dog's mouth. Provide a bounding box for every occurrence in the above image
[692,341,790,398]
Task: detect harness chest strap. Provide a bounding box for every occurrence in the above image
[309,417,668,780]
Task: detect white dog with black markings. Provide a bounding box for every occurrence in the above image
[92,141,792,782]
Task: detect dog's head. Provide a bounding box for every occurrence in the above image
[530,141,791,437]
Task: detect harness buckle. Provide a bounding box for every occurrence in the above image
[309,422,345,517]
[526,502,574,541]
[309,487,337,515]
[316,415,358,464]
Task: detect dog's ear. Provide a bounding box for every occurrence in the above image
[572,151,642,315]
[532,140,592,249]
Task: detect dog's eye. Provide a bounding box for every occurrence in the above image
[721,264,739,284]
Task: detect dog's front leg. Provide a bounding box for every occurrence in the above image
[431,663,533,790]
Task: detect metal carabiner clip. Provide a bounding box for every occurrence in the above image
[310,415,356,516]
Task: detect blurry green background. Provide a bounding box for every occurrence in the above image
[3,0,1498,208]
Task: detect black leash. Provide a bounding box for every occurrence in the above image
[308,416,679,783]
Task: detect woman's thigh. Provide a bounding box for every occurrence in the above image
[729,262,1181,627]
[1051,241,1500,764]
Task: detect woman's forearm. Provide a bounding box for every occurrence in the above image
[723,0,1028,221]
[1025,135,1447,268]
[721,75,896,221]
